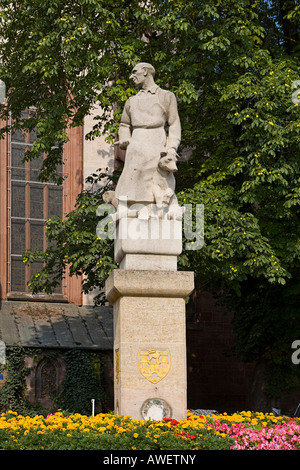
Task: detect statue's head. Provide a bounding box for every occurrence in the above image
[130,62,156,89]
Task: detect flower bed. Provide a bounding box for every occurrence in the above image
[208,411,300,450]
[0,410,299,450]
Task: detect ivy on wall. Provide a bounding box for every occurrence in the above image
[0,346,29,414]
[57,349,107,415]
[0,346,108,416]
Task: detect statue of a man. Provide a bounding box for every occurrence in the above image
[114,62,181,206]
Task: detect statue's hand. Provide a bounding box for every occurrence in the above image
[119,140,130,150]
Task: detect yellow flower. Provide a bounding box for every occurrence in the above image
[133,433,139,438]
[117,427,126,434]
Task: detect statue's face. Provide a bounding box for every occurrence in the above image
[130,65,146,89]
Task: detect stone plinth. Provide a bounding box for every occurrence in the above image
[115,217,182,271]
[119,254,177,271]
[105,270,194,420]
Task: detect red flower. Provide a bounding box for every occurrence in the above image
[163,418,179,426]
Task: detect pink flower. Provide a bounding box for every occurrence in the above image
[209,416,300,450]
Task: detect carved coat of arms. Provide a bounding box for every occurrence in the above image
[138,348,171,384]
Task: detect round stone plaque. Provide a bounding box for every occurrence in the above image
[141,398,172,421]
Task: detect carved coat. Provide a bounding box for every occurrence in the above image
[115,85,181,204]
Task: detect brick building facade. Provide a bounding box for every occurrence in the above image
[0,111,115,411]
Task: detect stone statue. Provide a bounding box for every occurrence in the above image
[112,62,182,218]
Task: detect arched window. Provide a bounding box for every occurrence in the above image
[35,356,64,406]
[39,359,57,399]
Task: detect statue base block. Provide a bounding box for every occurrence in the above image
[105,269,194,420]
[119,254,177,271]
[114,217,182,265]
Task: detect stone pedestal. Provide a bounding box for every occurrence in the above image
[105,216,194,420]
[105,269,194,420]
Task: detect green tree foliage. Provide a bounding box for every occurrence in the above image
[0,0,149,182]
[1,0,300,402]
